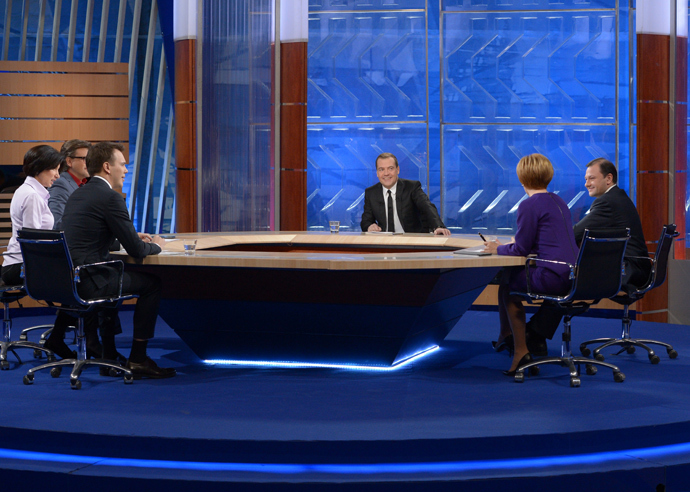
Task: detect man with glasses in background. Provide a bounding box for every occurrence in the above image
[49,139,91,230]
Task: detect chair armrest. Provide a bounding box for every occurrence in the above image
[521,257,576,302]
[73,260,126,303]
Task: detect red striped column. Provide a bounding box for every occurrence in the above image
[173,0,198,232]
[636,0,687,322]
[278,0,308,231]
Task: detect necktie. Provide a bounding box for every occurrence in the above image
[387,190,395,233]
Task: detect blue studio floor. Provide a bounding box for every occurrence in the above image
[2,308,690,491]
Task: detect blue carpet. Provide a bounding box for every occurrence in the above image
[1,308,690,490]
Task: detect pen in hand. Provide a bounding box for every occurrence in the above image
[478,232,487,242]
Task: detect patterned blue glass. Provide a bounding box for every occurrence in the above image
[309,0,425,12]
[307,123,427,230]
[443,11,617,123]
[442,125,616,232]
[443,0,615,11]
[308,11,428,122]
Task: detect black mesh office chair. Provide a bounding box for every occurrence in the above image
[580,224,679,364]
[511,229,630,387]
[0,281,56,369]
[17,228,135,389]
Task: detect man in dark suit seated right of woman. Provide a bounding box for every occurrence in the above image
[524,157,650,355]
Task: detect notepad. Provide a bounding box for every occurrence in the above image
[453,245,492,256]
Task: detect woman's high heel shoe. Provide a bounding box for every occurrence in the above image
[491,334,514,357]
[503,353,539,377]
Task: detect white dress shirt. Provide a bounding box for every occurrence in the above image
[4,176,54,267]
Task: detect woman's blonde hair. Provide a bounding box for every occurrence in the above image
[516,153,554,190]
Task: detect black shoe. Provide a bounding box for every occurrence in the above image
[43,337,76,360]
[503,353,539,377]
[99,364,125,377]
[126,357,177,379]
[492,334,514,357]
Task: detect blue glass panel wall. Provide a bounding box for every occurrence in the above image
[201,0,273,232]
[308,0,628,235]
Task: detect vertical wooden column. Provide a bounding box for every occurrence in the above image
[279,41,307,231]
[636,1,687,322]
[174,37,198,232]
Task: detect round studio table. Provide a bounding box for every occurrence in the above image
[114,232,523,367]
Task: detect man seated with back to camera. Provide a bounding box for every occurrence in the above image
[61,142,175,379]
[361,152,451,235]
[48,139,127,364]
[523,157,650,356]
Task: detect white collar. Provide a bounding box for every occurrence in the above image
[93,175,112,189]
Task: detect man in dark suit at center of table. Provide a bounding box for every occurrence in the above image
[360,153,451,236]
[61,142,176,379]
[525,157,650,355]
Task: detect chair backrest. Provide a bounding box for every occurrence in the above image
[639,224,678,294]
[570,228,630,301]
[16,228,81,307]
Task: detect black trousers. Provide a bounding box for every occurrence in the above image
[81,270,162,340]
[528,258,653,340]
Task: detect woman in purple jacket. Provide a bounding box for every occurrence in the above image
[484,154,578,376]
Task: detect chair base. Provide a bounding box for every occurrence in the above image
[580,337,678,364]
[0,340,56,370]
[19,324,77,356]
[514,355,625,387]
[24,358,134,389]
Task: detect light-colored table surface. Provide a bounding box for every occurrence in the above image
[119,232,524,270]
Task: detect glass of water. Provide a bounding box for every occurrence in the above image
[329,221,340,234]
[183,239,197,255]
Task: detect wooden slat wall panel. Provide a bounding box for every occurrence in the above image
[0,142,130,166]
[0,73,128,96]
[0,120,130,142]
[0,61,128,73]
[0,96,130,118]
[0,60,129,167]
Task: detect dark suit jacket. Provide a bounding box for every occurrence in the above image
[61,177,161,293]
[573,185,650,288]
[360,179,445,233]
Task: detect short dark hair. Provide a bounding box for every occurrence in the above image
[23,145,64,177]
[87,142,125,177]
[587,158,617,184]
[59,139,92,173]
[376,153,399,169]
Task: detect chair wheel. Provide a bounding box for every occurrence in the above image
[586,364,597,376]
[626,346,636,354]
[124,374,134,384]
[0,360,9,370]
[649,354,660,364]
[19,334,27,341]
[33,349,42,359]
[50,367,62,378]
[514,372,524,383]
[580,344,590,357]
[23,374,34,385]
[614,372,625,383]
[570,377,581,387]
[70,379,82,390]
[594,353,605,362]
[668,349,678,359]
